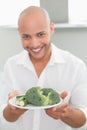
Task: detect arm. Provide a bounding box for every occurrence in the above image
[1,61,27,122]
[45,91,86,128]
[60,105,86,128]
[3,104,27,122]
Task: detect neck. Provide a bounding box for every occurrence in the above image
[30,48,51,77]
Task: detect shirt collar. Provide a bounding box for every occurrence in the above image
[16,50,33,70]
[16,44,66,67]
[49,44,66,65]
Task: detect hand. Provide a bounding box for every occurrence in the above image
[45,91,86,127]
[8,90,20,99]
[3,90,28,122]
[6,103,27,117]
[45,102,68,119]
[45,91,68,119]
[8,90,27,115]
[8,90,27,117]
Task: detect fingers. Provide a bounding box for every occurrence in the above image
[8,90,20,99]
[45,101,68,119]
[60,91,68,99]
[54,101,68,110]
[7,103,27,115]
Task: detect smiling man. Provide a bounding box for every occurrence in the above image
[18,6,54,77]
[0,6,87,130]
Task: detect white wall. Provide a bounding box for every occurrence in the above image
[0,27,22,71]
[52,27,87,65]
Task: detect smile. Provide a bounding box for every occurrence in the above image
[32,47,42,53]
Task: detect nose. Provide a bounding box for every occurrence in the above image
[30,37,40,48]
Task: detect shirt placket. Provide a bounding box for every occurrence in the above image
[32,69,46,130]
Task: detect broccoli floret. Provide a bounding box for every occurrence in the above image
[25,87,60,106]
[25,87,50,106]
[16,95,29,107]
[42,88,60,105]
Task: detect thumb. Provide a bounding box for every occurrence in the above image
[8,90,20,99]
[60,91,68,99]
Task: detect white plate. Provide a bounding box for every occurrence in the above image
[9,96,62,110]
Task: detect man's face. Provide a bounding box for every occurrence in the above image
[18,14,54,61]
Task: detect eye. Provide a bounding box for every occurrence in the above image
[22,34,30,40]
[37,32,46,37]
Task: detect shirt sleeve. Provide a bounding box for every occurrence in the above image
[70,61,87,128]
[0,63,21,130]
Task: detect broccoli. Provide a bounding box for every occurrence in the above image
[16,95,29,107]
[25,87,50,106]
[42,88,60,105]
[25,87,60,106]
[15,87,61,106]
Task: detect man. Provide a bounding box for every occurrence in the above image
[0,6,87,130]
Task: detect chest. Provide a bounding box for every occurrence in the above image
[33,61,48,77]
[14,64,74,94]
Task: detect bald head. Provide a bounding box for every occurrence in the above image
[18,6,50,26]
[18,6,54,61]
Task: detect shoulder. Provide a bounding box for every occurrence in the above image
[4,50,28,66]
[52,44,87,68]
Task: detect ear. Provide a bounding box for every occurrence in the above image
[50,22,55,35]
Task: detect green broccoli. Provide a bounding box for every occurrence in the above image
[15,87,61,107]
[25,87,60,106]
[25,87,50,106]
[42,88,60,105]
[16,95,29,107]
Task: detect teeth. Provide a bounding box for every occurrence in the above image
[32,48,41,52]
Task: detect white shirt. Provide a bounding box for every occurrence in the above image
[0,44,87,130]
